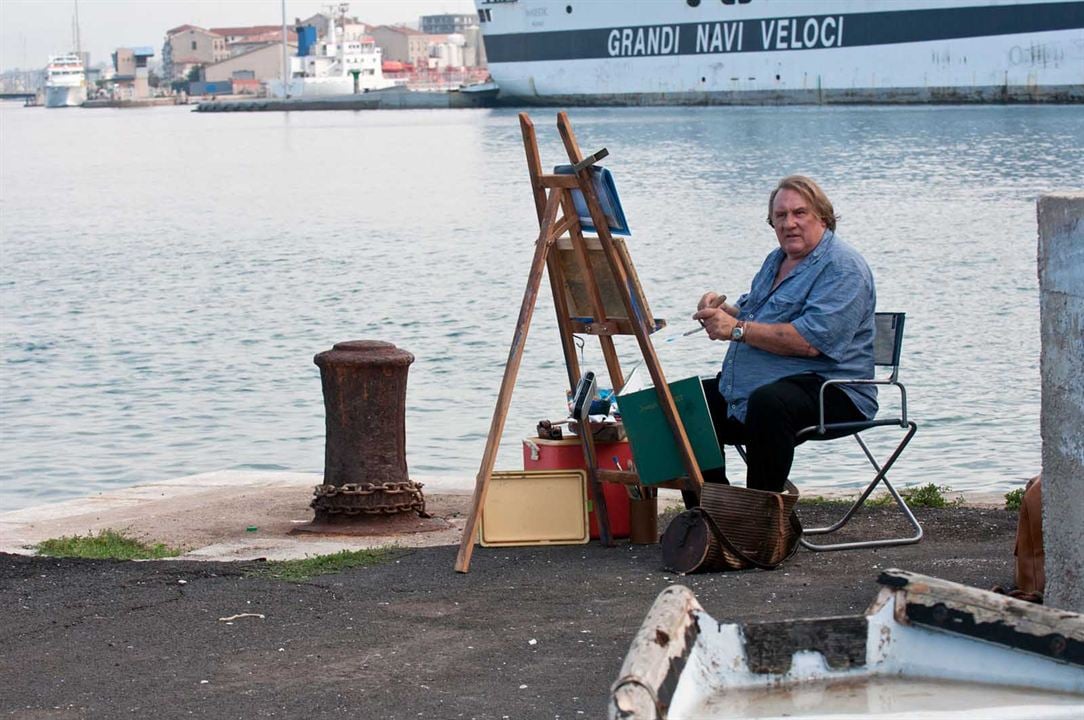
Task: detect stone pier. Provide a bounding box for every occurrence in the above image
[1037,192,1084,613]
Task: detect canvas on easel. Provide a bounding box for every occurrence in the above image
[553,165,631,235]
[454,112,707,573]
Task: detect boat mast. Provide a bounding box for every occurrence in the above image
[281,0,290,97]
[73,0,82,56]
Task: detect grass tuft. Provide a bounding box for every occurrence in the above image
[1004,487,1025,512]
[248,548,396,582]
[36,529,183,560]
[865,483,964,508]
[902,483,965,508]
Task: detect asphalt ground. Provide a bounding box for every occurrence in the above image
[0,503,1019,720]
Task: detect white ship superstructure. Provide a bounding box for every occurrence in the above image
[474,0,1084,104]
[269,11,394,98]
[44,53,87,108]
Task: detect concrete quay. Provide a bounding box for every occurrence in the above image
[0,470,475,561]
[0,470,1010,562]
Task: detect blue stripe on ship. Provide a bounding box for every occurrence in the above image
[483,2,1084,63]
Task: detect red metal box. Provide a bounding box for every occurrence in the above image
[523,436,632,539]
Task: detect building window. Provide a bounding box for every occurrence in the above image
[191,40,197,50]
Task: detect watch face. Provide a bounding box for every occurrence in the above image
[732,327,743,341]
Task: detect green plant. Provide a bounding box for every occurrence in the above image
[248,548,396,582]
[901,483,964,508]
[657,502,685,528]
[861,483,964,508]
[865,492,894,507]
[36,530,182,560]
[1004,488,1025,512]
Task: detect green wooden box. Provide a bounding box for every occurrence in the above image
[617,375,724,486]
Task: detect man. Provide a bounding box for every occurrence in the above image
[692,176,877,493]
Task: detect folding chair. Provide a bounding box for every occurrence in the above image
[795,311,922,551]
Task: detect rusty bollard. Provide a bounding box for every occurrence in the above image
[311,340,426,522]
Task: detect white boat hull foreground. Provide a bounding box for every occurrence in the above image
[475,0,1084,104]
[44,84,86,108]
[610,569,1084,719]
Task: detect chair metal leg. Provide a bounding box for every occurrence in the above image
[800,422,922,552]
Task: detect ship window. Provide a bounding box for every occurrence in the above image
[566,4,572,13]
[687,0,700,6]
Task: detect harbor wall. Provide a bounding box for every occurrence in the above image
[195,87,496,112]
[490,85,1084,107]
[1037,192,1084,613]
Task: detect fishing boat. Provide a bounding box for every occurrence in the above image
[610,569,1084,719]
[43,53,87,108]
[474,0,1084,105]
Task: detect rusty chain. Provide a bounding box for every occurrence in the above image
[311,480,428,517]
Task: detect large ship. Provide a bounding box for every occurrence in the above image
[43,53,87,108]
[267,8,395,98]
[474,0,1084,104]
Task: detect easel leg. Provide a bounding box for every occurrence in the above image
[455,192,563,573]
[578,422,613,546]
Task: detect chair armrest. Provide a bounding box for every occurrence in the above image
[815,377,909,434]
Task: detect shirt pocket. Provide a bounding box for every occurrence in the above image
[764,292,805,321]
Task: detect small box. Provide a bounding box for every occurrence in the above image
[479,470,589,547]
[618,375,724,486]
[523,437,632,539]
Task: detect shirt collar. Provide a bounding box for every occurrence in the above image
[785,228,834,277]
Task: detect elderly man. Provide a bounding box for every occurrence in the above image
[692,176,877,494]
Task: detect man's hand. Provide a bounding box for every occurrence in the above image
[692,305,738,341]
[697,292,727,312]
[697,291,738,317]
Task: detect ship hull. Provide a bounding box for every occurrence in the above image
[476,0,1084,105]
[267,76,396,98]
[43,84,86,108]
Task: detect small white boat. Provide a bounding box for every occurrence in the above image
[610,569,1084,719]
[44,53,86,108]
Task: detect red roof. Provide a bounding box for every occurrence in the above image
[209,25,295,38]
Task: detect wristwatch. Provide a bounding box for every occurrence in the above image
[731,321,746,343]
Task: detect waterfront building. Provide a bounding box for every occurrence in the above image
[419,13,477,35]
[162,25,228,81]
[204,43,298,91]
[111,47,154,100]
[209,25,298,57]
[420,13,486,66]
[427,34,467,70]
[0,68,44,93]
[369,25,430,69]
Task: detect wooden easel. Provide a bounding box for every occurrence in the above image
[454,112,705,573]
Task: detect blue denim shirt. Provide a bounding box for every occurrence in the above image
[719,230,878,422]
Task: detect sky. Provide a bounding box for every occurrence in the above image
[0,0,476,71]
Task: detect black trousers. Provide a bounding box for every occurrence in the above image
[693,373,865,497]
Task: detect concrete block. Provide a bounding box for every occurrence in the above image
[1037,192,1084,613]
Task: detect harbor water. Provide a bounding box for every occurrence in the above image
[1,103,1081,512]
